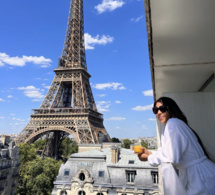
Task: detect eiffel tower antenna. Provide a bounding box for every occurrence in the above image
[15,0,111,158]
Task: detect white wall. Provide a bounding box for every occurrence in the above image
[159,92,215,162]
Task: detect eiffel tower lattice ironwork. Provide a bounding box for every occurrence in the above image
[16,0,111,152]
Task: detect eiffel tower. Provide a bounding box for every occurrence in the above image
[16,0,111,156]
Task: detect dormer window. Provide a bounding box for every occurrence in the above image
[64,169,70,176]
[98,171,104,177]
[151,171,159,184]
[126,170,136,183]
[60,191,67,195]
[79,173,85,181]
[128,160,135,164]
[78,190,86,195]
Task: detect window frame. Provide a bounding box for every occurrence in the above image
[128,160,135,164]
[125,170,136,184]
[98,170,104,177]
[78,190,86,195]
[151,171,159,184]
[64,169,70,176]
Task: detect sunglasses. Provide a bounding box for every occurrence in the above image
[152,105,168,114]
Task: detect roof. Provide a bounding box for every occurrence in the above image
[71,147,154,168]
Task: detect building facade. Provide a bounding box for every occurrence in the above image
[0,136,20,195]
[52,144,159,195]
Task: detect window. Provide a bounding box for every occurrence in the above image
[64,169,70,176]
[60,191,67,195]
[126,171,136,183]
[98,171,104,177]
[78,191,86,195]
[128,160,135,164]
[151,171,159,184]
[2,161,6,168]
[79,173,85,181]
[97,193,104,195]
[14,161,17,166]
[11,190,16,195]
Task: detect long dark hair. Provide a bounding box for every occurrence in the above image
[155,97,209,159]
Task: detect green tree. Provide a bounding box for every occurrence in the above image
[18,143,62,195]
[59,137,78,159]
[112,137,120,143]
[34,139,46,150]
[122,139,132,149]
[18,143,37,164]
[18,156,62,195]
[141,140,148,149]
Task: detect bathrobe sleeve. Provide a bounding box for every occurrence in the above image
[148,118,188,166]
[148,119,188,195]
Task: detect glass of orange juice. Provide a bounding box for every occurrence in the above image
[133,143,142,153]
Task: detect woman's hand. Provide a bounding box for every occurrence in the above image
[136,147,152,161]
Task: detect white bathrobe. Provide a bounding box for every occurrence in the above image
[148,118,215,195]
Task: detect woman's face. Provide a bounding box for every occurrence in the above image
[155,102,171,124]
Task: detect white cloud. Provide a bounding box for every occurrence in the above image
[107,117,126,121]
[18,85,45,99]
[132,104,153,111]
[115,100,122,104]
[84,33,114,50]
[0,116,5,119]
[0,52,52,68]
[12,117,25,122]
[141,125,148,130]
[142,89,153,96]
[10,113,15,116]
[41,83,50,89]
[131,15,144,23]
[0,98,5,102]
[96,101,111,112]
[93,82,126,90]
[32,99,43,102]
[95,0,125,14]
[7,95,13,98]
[148,118,156,121]
[116,126,121,129]
[97,94,106,97]
[13,122,24,126]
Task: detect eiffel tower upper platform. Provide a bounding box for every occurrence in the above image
[15,0,111,149]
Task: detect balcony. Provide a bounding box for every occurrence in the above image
[0,165,11,170]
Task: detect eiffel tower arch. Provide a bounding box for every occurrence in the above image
[15,0,111,156]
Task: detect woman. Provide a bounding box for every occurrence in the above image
[137,97,215,195]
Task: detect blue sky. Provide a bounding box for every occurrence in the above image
[0,0,156,139]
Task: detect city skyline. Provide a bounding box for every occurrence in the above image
[0,0,156,138]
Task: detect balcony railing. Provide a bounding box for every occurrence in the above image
[0,165,11,170]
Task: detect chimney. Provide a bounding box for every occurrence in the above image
[2,135,10,145]
[111,145,120,164]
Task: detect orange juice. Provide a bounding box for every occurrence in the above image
[134,145,142,153]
